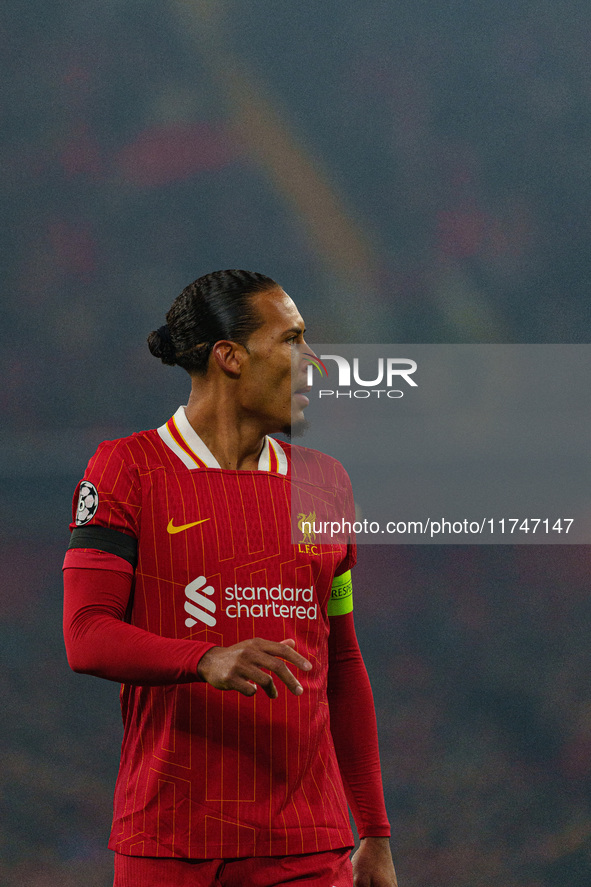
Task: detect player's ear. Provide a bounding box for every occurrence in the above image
[211,340,247,377]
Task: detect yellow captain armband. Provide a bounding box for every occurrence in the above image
[327,570,353,616]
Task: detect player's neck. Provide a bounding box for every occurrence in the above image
[184,388,266,471]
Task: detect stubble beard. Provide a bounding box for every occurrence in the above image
[281,416,310,440]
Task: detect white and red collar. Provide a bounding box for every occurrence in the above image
[158,406,288,474]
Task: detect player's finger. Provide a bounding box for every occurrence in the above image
[246,665,279,699]
[232,677,258,697]
[257,653,304,695]
[265,640,312,672]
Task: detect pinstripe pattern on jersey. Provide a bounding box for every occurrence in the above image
[71,414,355,860]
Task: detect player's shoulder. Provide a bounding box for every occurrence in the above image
[279,439,351,486]
[280,438,344,467]
[86,426,164,472]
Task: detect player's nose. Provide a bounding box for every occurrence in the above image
[299,341,317,364]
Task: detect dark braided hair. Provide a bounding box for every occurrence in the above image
[147,269,278,375]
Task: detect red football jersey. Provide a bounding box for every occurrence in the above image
[66,406,357,859]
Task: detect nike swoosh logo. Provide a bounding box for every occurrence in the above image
[167,518,210,535]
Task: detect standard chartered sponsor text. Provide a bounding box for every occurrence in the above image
[301,517,574,538]
[225,584,317,620]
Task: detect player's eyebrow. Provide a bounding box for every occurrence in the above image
[283,325,306,337]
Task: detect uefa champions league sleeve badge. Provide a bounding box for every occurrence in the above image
[76,481,99,525]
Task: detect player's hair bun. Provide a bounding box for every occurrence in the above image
[148,270,278,375]
[147,324,177,366]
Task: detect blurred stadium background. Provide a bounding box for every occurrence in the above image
[3,1,591,884]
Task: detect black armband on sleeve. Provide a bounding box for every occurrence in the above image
[68,526,138,568]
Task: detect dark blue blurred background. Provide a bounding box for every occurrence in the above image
[3,2,591,884]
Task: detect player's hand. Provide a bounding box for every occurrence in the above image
[351,837,398,887]
[197,637,312,699]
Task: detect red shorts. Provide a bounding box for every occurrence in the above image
[113,848,353,887]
